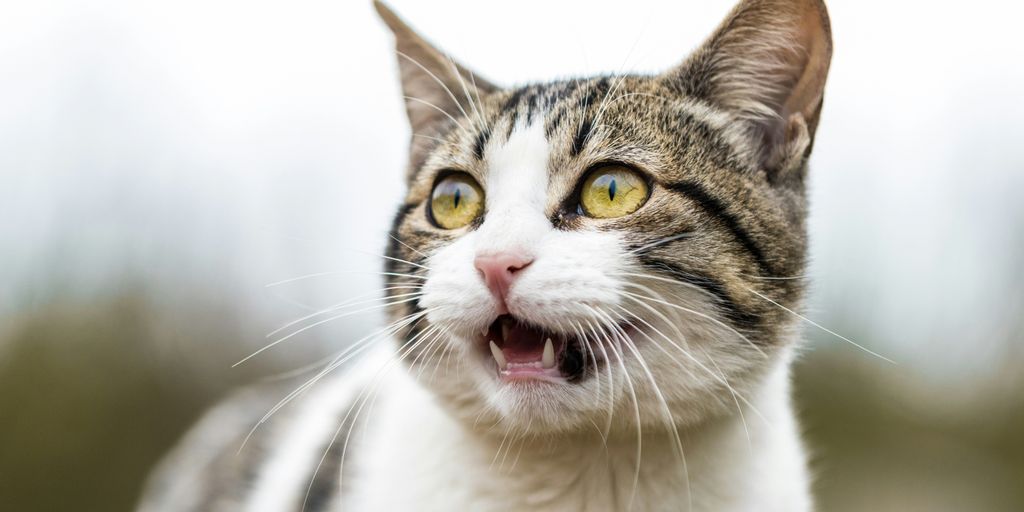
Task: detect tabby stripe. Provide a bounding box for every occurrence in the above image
[472,126,491,160]
[636,257,762,332]
[402,302,428,346]
[244,376,359,512]
[665,181,774,276]
[541,81,583,137]
[524,90,540,124]
[544,109,565,138]
[569,78,610,157]
[301,406,359,512]
[505,108,521,139]
[571,117,594,157]
[384,201,421,275]
[500,88,528,138]
[500,87,527,115]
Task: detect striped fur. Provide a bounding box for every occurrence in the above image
[139,0,832,510]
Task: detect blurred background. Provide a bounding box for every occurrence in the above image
[1,0,1022,510]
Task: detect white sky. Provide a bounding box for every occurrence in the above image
[1,0,1022,379]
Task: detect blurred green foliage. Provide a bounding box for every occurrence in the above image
[796,350,1024,511]
[1,293,1021,511]
[0,293,262,512]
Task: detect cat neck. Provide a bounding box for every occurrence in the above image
[349,348,811,512]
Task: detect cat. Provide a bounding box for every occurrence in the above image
[138,0,832,510]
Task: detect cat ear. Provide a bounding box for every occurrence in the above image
[374,1,498,137]
[663,0,832,174]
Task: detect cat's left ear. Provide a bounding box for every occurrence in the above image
[662,0,832,178]
[374,1,497,139]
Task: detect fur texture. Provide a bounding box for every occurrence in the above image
[138,1,833,510]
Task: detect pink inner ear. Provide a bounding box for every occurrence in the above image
[780,0,833,128]
[375,0,499,142]
[663,0,832,140]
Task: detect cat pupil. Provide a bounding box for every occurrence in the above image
[454,188,461,209]
[608,179,617,201]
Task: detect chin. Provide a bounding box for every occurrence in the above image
[406,292,775,439]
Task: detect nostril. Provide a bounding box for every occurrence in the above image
[474,253,534,315]
[506,260,531,275]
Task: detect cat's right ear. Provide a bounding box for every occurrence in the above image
[374,1,497,137]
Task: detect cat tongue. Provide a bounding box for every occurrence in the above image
[500,323,549,362]
[488,319,562,378]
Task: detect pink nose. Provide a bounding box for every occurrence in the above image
[474,252,533,313]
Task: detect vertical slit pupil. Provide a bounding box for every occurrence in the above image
[453,187,462,209]
[608,178,617,201]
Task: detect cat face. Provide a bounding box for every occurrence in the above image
[376,0,831,434]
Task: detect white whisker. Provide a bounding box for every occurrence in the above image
[396,50,472,126]
[233,295,424,368]
[744,286,897,364]
[266,288,423,339]
[628,232,696,254]
[403,95,466,132]
[266,270,426,288]
[388,232,430,259]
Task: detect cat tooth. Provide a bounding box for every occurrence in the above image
[489,340,507,370]
[542,338,555,369]
[501,322,511,342]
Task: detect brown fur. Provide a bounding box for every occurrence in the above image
[379,0,832,350]
[137,2,834,509]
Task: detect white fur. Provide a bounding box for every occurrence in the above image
[141,3,826,508]
[341,343,809,511]
[244,360,369,512]
[344,122,812,510]
[141,121,813,511]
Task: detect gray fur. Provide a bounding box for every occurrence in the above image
[137,1,832,509]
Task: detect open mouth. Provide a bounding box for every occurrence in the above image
[482,315,593,384]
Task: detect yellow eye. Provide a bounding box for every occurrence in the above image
[430,173,484,229]
[579,165,649,218]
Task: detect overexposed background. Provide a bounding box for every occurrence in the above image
[2,1,1022,510]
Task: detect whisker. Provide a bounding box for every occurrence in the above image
[584,305,642,510]
[388,232,430,259]
[403,95,466,132]
[612,272,768,357]
[331,323,446,506]
[266,270,426,288]
[490,419,516,471]
[234,295,424,368]
[609,271,724,304]
[628,232,695,254]
[507,416,533,473]
[581,318,616,438]
[570,320,604,430]
[239,309,432,453]
[396,50,473,125]
[612,302,772,428]
[602,91,678,109]
[444,54,488,135]
[743,286,897,364]
[738,273,810,281]
[584,31,645,150]
[412,325,450,382]
[706,354,753,453]
[597,306,692,512]
[374,252,431,271]
[621,286,766,358]
[266,287,423,339]
[412,133,450,145]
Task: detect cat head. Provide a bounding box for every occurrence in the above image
[375,0,831,435]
